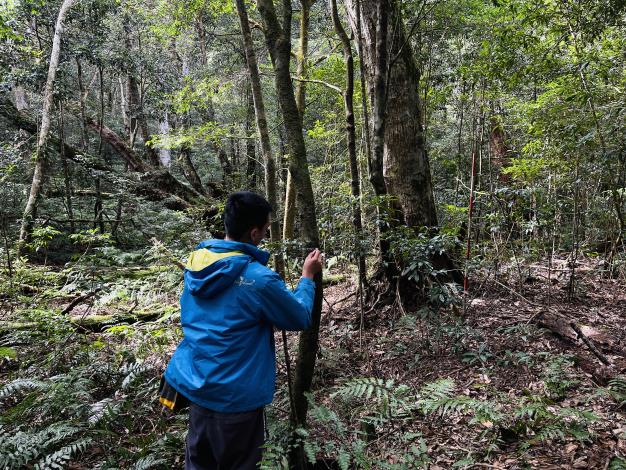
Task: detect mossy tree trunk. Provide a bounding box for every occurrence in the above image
[253,0,324,465]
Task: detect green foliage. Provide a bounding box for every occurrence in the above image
[540,354,578,399]
[28,226,62,254]
[69,229,112,247]
[388,227,461,306]
[0,278,185,470]
[608,375,626,407]
[610,456,626,470]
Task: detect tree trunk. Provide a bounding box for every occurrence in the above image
[235,0,284,277]
[245,83,257,188]
[346,0,438,228]
[174,48,208,196]
[158,114,172,167]
[330,0,366,287]
[95,66,106,233]
[180,142,207,196]
[282,0,313,242]
[255,0,323,451]
[18,0,78,252]
[14,85,27,111]
[127,74,160,167]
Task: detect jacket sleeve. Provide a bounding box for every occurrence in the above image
[257,274,316,331]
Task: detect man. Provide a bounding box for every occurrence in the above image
[161,191,322,470]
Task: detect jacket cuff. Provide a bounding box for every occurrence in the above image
[298,276,316,287]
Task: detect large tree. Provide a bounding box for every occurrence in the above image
[346,0,438,228]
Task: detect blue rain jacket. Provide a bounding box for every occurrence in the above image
[164,239,315,413]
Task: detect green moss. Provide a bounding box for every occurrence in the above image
[323,274,346,286]
[0,346,17,359]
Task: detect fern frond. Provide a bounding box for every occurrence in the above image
[121,362,152,389]
[302,441,320,465]
[34,437,91,470]
[514,400,551,421]
[332,377,398,401]
[418,378,455,401]
[88,398,117,425]
[609,375,626,406]
[0,378,46,399]
[133,454,167,470]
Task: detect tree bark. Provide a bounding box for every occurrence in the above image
[245,83,257,188]
[127,74,160,167]
[18,0,78,252]
[158,114,172,167]
[180,143,207,196]
[85,119,148,171]
[59,101,75,233]
[346,0,438,228]
[255,0,323,450]
[282,0,313,241]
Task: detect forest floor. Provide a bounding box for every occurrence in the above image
[1,254,625,469]
[301,258,626,469]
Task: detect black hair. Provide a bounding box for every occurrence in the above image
[224,192,272,241]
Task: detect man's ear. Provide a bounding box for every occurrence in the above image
[249,226,261,244]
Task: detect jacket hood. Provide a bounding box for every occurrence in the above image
[184,239,270,298]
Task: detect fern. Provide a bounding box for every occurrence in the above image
[513,399,596,449]
[34,438,91,470]
[523,424,565,448]
[513,400,552,421]
[418,378,455,401]
[609,375,626,406]
[88,398,117,426]
[332,377,411,419]
[333,377,399,401]
[0,378,46,399]
[0,422,83,469]
[302,440,321,465]
[121,361,152,389]
[133,454,167,470]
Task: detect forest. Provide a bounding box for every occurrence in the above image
[1,0,625,468]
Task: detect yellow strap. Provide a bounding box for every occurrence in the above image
[185,249,244,271]
[159,396,175,410]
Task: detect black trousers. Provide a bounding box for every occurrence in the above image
[185,403,265,470]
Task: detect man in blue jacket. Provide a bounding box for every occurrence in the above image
[162,191,322,470]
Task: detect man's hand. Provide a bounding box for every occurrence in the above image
[302,249,323,279]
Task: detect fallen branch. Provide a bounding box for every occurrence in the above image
[570,321,611,366]
[61,288,101,315]
[493,280,542,308]
[330,291,356,308]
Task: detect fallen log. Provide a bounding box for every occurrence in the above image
[533,311,626,384]
[70,308,166,332]
[534,311,626,358]
[0,95,212,208]
[0,308,174,335]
